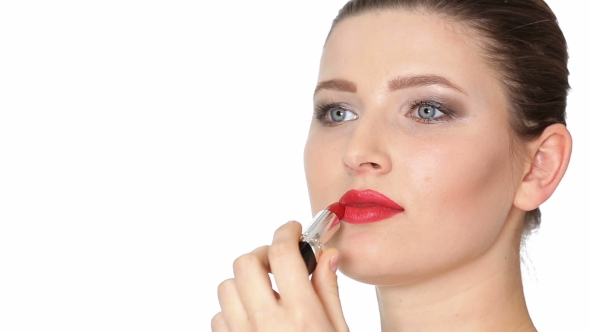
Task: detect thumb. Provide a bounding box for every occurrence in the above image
[311,248,349,332]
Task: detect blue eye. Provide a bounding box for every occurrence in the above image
[329,108,357,122]
[314,102,359,125]
[408,100,454,123]
[417,105,443,119]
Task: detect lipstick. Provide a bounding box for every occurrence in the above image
[299,202,345,274]
[339,189,403,224]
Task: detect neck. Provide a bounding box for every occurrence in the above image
[376,210,536,332]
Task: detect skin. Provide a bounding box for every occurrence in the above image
[307,9,556,331]
[307,9,519,287]
[213,8,572,332]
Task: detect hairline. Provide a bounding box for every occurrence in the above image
[324,5,525,141]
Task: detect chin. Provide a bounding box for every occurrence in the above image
[329,223,480,287]
[336,253,423,286]
[338,261,394,285]
[329,229,407,285]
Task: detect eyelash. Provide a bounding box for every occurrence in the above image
[406,100,456,124]
[313,100,456,125]
[313,102,355,126]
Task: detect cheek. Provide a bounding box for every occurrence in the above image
[303,131,343,212]
[403,133,515,244]
[333,132,517,283]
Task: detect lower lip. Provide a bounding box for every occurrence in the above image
[343,205,402,224]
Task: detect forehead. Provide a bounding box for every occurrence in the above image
[319,10,497,94]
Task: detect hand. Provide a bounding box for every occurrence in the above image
[211,221,349,332]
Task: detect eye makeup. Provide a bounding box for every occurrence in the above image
[313,87,465,127]
[313,102,359,125]
[406,99,457,123]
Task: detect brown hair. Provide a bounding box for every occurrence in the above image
[328,0,569,235]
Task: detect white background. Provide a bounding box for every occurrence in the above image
[0,1,588,331]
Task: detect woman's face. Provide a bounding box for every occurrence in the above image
[304,10,523,285]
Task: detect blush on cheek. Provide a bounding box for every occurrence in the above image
[425,140,513,235]
[404,137,513,221]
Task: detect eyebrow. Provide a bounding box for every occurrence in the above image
[314,74,466,96]
[388,74,466,94]
[313,79,357,96]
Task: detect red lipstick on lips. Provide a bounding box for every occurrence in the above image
[339,189,403,224]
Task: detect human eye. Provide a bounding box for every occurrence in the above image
[314,102,359,125]
[406,100,455,124]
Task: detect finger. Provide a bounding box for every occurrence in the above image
[217,279,248,331]
[246,246,281,300]
[268,221,320,304]
[311,248,348,331]
[211,312,229,332]
[232,246,277,316]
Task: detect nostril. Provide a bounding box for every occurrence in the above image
[370,163,380,169]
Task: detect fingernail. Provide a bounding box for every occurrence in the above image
[329,254,339,273]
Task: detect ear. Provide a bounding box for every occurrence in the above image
[514,124,572,211]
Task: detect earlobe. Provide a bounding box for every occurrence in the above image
[514,124,572,211]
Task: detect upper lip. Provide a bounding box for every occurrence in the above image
[339,189,404,210]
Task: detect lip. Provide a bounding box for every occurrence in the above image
[339,189,404,224]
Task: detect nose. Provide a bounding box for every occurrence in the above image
[342,117,392,175]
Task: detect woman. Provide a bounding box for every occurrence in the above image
[212,0,572,330]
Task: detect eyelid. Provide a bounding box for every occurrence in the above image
[314,102,359,125]
[406,99,456,123]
